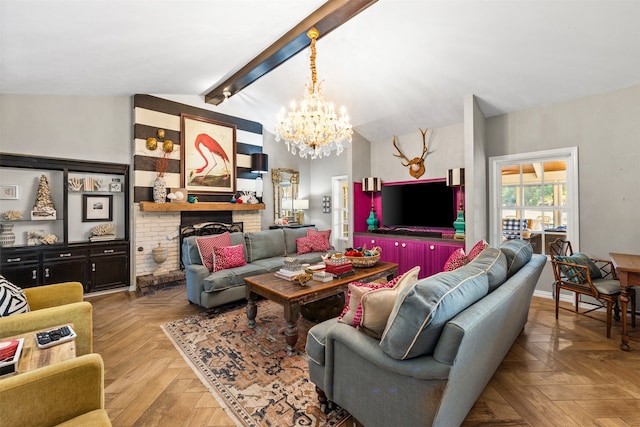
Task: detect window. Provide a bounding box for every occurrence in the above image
[489,147,579,255]
[331,175,349,251]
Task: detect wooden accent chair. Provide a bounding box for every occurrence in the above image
[548,239,636,338]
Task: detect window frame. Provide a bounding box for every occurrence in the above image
[489,147,579,254]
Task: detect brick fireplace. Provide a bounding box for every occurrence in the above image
[133,205,262,293]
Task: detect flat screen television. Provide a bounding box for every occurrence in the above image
[381,181,455,229]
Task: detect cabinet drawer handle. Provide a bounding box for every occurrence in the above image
[45,268,50,278]
[103,249,114,254]
[394,242,399,247]
[92,263,96,272]
[370,240,375,244]
[401,243,406,248]
[6,257,21,262]
[32,269,37,280]
[430,245,435,250]
[59,253,72,258]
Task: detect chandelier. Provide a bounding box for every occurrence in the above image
[275,27,353,159]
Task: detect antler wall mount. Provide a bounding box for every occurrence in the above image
[392,128,430,179]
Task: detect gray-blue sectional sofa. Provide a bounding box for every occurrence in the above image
[305,239,545,427]
[182,227,329,309]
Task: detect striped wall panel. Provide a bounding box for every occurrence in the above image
[133,95,264,202]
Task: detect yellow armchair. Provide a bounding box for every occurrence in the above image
[0,282,93,356]
[0,353,111,427]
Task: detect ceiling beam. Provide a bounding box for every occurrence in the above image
[204,0,378,105]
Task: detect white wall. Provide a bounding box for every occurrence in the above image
[485,85,640,258]
[369,123,464,183]
[464,94,488,251]
[0,94,132,163]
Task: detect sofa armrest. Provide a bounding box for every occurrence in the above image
[0,353,106,427]
[23,281,84,310]
[184,264,211,304]
[326,322,451,380]
[0,301,93,356]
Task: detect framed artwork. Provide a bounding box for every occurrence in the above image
[83,194,113,222]
[0,185,19,200]
[181,114,237,194]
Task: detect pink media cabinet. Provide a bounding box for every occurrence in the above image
[353,178,464,278]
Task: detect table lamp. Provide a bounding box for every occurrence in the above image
[293,199,309,225]
[446,168,465,240]
[362,177,382,231]
[251,153,269,201]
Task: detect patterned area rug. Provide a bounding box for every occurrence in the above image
[161,300,350,427]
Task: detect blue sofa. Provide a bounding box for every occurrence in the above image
[305,240,545,427]
[182,227,328,309]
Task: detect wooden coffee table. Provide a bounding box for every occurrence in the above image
[1,324,76,377]
[245,261,399,355]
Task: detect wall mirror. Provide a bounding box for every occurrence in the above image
[272,168,299,223]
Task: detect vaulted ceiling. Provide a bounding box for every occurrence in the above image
[1,1,639,143]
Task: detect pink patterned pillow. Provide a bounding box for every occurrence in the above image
[444,247,468,271]
[213,244,246,272]
[296,234,328,254]
[338,281,395,328]
[468,240,489,261]
[307,229,331,249]
[196,233,232,272]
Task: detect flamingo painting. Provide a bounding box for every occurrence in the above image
[189,133,231,184]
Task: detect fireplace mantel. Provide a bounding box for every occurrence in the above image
[139,201,265,212]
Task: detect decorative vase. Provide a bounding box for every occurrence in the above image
[0,223,16,247]
[366,209,380,231]
[453,210,465,240]
[153,177,167,203]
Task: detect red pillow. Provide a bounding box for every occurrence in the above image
[196,233,232,272]
[213,244,246,272]
[444,248,468,271]
[296,234,328,254]
[307,229,331,249]
[468,240,489,261]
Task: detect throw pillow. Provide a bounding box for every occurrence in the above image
[296,234,328,255]
[359,266,421,338]
[213,244,246,272]
[573,252,603,279]
[0,275,30,317]
[554,253,603,283]
[196,232,232,272]
[444,248,468,271]
[380,266,489,360]
[466,247,508,292]
[307,228,331,249]
[499,239,533,278]
[468,239,489,261]
[338,281,395,327]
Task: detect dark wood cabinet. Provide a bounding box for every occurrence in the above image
[0,251,40,288]
[41,247,88,286]
[0,154,130,293]
[89,244,129,292]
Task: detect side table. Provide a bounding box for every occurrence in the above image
[1,324,76,377]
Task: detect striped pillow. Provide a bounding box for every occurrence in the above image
[0,275,30,317]
[196,232,232,272]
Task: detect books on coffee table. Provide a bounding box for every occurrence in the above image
[274,268,306,281]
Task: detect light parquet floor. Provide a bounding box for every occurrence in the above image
[88,285,640,427]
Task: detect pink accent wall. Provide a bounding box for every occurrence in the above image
[353,178,460,232]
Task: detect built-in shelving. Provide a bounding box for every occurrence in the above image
[139,201,265,212]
